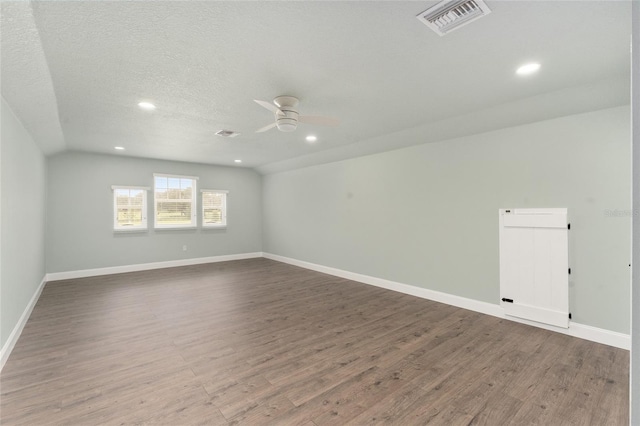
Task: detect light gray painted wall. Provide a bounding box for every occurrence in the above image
[263,106,631,334]
[630,0,638,422]
[46,152,262,273]
[1,97,47,349]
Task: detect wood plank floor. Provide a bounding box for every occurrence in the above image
[0,258,629,425]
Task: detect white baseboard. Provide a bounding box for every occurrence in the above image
[47,252,264,282]
[263,252,630,350]
[1,275,47,371]
[5,251,626,376]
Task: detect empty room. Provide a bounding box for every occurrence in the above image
[1,1,639,425]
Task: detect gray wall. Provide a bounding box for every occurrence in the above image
[1,97,47,349]
[263,106,631,334]
[630,0,639,422]
[46,151,262,273]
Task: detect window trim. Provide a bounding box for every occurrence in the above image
[153,173,198,229]
[152,173,199,181]
[112,185,149,232]
[201,189,228,228]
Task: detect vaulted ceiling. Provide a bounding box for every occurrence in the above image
[1,1,631,173]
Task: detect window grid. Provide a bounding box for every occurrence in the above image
[202,190,228,228]
[113,187,148,231]
[154,174,197,228]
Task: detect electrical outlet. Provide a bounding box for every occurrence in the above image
[182,245,187,251]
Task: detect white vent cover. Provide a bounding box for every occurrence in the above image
[215,130,240,138]
[417,0,491,36]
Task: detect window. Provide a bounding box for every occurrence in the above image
[112,186,148,231]
[154,174,197,228]
[202,190,228,228]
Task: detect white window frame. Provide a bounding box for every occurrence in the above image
[153,173,198,229]
[201,189,228,228]
[112,185,149,232]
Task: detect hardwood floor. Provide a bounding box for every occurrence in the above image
[0,258,629,425]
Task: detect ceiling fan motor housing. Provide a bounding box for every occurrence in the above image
[276,108,299,132]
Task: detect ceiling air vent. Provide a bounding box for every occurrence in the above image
[215,130,240,138]
[417,0,491,36]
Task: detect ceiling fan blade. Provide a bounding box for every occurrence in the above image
[255,122,277,133]
[298,115,340,127]
[254,100,284,116]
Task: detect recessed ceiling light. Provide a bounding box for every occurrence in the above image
[234,159,242,163]
[114,146,125,150]
[137,101,156,110]
[516,63,541,76]
[306,135,317,143]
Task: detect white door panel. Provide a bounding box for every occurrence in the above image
[499,208,569,328]
[503,213,567,229]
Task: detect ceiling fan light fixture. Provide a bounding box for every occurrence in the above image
[306,135,317,142]
[276,119,298,132]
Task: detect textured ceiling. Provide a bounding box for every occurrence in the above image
[1,1,65,154]
[0,1,632,173]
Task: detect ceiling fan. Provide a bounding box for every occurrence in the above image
[254,96,340,133]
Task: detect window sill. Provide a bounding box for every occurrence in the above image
[154,226,198,231]
[114,228,148,233]
[203,225,227,230]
